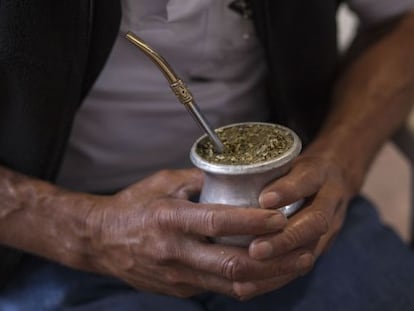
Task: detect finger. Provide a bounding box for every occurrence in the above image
[259,157,324,208]
[123,270,204,298]
[312,197,348,258]
[161,264,238,298]
[156,200,287,237]
[169,168,204,199]
[233,271,303,301]
[250,193,337,259]
[143,169,204,199]
[178,240,314,282]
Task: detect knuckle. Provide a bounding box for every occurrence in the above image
[297,253,315,275]
[154,169,176,181]
[150,169,177,188]
[151,200,175,228]
[153,241,177,264]
[302,166,323,183]
[164,269,183,286]
[280,168,319,200]
[152,204,168,226]
[311,211,330,236]
[203,210,221,236]
[293,161,319,180]
[280,228,302,251]
[279,179,297,197]
[281,178,295,190]
[221,255,246,281]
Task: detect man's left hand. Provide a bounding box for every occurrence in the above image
[236,147,355,299]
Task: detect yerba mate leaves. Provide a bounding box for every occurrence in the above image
[196,124,293,165]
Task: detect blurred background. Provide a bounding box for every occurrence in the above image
[337,4,412,242]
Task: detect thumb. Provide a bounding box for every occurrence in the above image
[171,168,204,199]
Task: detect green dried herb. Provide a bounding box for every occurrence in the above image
[196,124,293,165]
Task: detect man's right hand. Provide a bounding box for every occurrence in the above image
[78,168,297,299]
[0,167,300,300]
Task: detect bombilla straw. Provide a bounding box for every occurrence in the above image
[125,31,225,153]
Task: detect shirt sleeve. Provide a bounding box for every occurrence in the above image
[347,0,414,26]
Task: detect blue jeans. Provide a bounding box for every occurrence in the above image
[0,196,414,311]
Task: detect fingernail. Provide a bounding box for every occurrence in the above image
[265,212,287,230]
[296,253,314,276]
[259,192,280,208]
[250,241,273,260]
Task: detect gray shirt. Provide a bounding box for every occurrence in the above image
[57,0,268,192]
[57,0,414,193]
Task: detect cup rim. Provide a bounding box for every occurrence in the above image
[190,122,302,175]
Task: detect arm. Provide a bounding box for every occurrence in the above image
[0,165,96,267]
[312,10,414,192]
[239,10,414,299]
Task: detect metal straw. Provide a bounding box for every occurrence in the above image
[125,31,225,153]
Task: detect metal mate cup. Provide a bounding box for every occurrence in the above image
[190,122,303,247]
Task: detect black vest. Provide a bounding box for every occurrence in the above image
[0,0,340,285]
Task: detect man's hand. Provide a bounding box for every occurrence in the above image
[1,165,318,300]
[241,9,414,300]
[68,168,297,299]
[239,148,353,299]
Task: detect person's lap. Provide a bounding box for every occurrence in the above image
[0,196,413,311]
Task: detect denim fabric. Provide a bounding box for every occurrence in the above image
[0,196,413,311]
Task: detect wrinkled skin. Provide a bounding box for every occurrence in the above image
[84,169,304,300]
[245,148,354,299]
[85,145,353,300]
